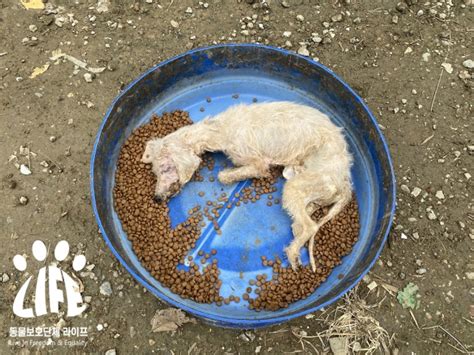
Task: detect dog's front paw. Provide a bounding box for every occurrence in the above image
[217,171,233,185]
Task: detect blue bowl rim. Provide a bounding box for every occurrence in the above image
[90,43,396,328]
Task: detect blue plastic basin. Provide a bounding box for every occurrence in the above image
[90,44,396,328]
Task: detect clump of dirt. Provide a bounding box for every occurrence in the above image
[113,110,359,309]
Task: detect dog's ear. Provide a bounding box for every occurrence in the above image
[142,139,162,164]
[173,149,201,185]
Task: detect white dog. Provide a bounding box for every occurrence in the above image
[141,101,353,271]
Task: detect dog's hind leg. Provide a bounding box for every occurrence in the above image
[282,174,320,270]
[218,163,269,185]
[283,172,351,271]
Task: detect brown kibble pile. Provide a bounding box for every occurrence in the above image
[248,199,360,311]
[114,109,360,310]
[114,111,223,303]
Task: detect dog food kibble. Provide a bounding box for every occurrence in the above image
[248,199,360,311]
[114,110,360,310]
[114,111,222,304]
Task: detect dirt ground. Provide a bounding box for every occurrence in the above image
[0,0,473,354]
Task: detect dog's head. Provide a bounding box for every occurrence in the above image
[142,138,201,201]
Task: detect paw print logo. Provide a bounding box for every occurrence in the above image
[12,240,87,318]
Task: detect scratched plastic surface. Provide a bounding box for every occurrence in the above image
[91,45,396,328]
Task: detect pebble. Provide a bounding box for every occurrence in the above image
[396,2,408,13]
[422,52,431,62]
[105,349,116,355]
[97,324,104,331]
[399,272,406,280]
[185,7,193,14]
[404,47,413,55]
[296,15,304,22]
[84,73,94,83]
[49,136,57,142]
[416,268,427,275]
[29,24,38,32]
[463,59,474,69]
[392,15,399,24]
[427,209,437,220]
[469,287,474,297]
[400,184,410,193]
[283,31,292,37]
[2,273,10,283]
[466,272,474,280]
[435,190,445,199]
[20,164,32,176]
[100,281,113,296]
[19,196,28,205]
[331,14,343,22]
[411,187,422,197]
[170,20,179,28]
[297,46,310,56]
[441,63,453,74]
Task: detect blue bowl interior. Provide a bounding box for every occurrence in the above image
[91,45,395,328]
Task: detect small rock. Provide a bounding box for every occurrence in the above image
[466,272,474,280]
[146,0,153,3]
[399,272,406,280]
[283,31,292,38]
[296,15,304,22]
[422,52,431,62]
[100,281,113,296]
[401,232,408,240]
[353,17,361,24]
[97,0,110,13]
[105,349,116,355]
[396,2,408,13]
[401,184,410,193]
[297,46,310,56]
[20,164,32,176]
[413,232,420,240]
[435,190,445,199]
[463,59,474,69]
[84,73,94,83]
[427,209,437,220]
[2,273,10,283]
[49,136,57,142]
[97,324,104,331]
[416,268,427,275]
[149,339,156,346]
[404,46,413,55]
[170,20,179,28]
[19,196,28,205]
[331,14,343,22]
[411,187,422,197]
[281,1,290,8]
[29,24,38,32]
[392,15,399,24]
[185,7,193,14]
[441,63,453,74]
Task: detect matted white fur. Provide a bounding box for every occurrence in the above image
[142,101,353,271]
